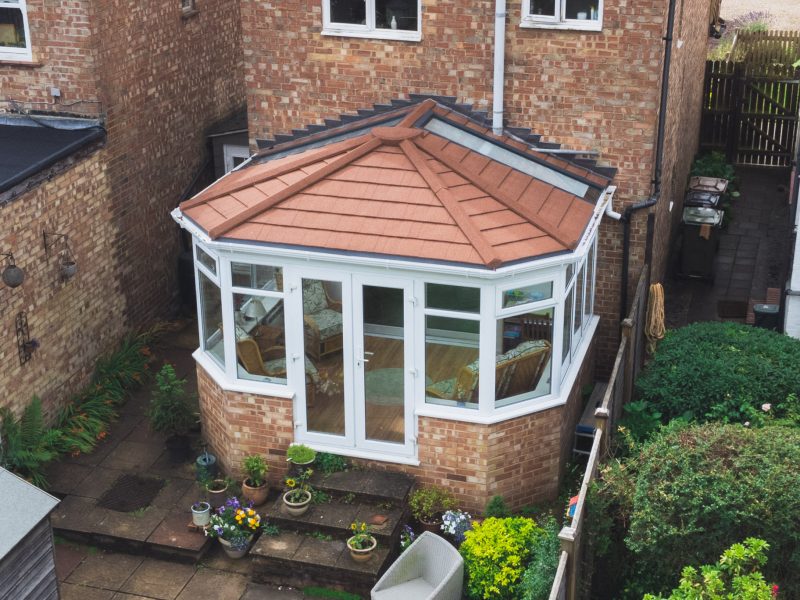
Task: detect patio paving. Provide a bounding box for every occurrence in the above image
[664,166,793,328]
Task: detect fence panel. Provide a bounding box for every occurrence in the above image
[549,552,569,600]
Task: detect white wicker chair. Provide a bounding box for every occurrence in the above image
[371,531,464,600]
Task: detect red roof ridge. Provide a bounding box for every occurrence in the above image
[208,136,384,239]
[399,138,502,268]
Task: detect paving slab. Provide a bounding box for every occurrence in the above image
[66,550,143,589]
[125,419,168,445]
[71,467,126,500]
[99,440,165,471]
[110,594,156,600]
[241,582,305,600]
[45,461,95,496]
[174,568,249,600]
[251,532,305,561]
[51,495,108,534]
[201,542,255,575]
[146,510,212,558]
[59,583,115,600]
[54,540,89,581]
[120,557,196,600]
[151,478,194,509]
[93,506,168,542]
[293,536,346,566]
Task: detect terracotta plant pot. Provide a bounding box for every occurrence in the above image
[242,478,269,506]
[207,480,229,509]
[419,516,442,534]
[282,490,311,517]
[347,535,377,563]
[191,501,211,527]
[218,535,253,559]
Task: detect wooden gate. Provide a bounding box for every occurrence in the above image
[700,32,800,167]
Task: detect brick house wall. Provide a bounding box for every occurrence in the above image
[241,0,712,366]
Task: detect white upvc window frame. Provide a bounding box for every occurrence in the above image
[520,0,603,31]
[194,241,225,369]
[0,0,33,62]
[223,144,249,174]
[322,0,422,42]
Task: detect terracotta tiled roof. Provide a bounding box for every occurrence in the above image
[181,99,612,268]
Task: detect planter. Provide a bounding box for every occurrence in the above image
[196,452,218,480]
[347,535,377,563]
[207,480,229,509]
[418,516,442,534]
[165,434,191,463]
[218,535,253,559]
[191,502,211,527]
[242,478,269,506]
[60,260,78,281]
[288,458,314,476]
[282,490,311,517]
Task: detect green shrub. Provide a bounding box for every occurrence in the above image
[242,454,268,487]
[286,443,316,464]
[519,516,561,600]
[0,397,62,488]
[460,517,543,600]
[635,322,800,427]
[314,452,348,474]
[148,364,194,437]
[690,152,737,186]
[408,485,456,522]
[644,538,776,600]
[484,494,511,518]
[597,423,800,597]
[619,400,663,442]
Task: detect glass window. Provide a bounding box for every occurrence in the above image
[232,293,286,383]
[562,288,573,366]
[0,1,31,60]
[496,308,553,407]
[196,246,216,275]
[502,282,553,309]
[231,262,282,291]
[574,265,585,336]
[375,0,417,31]
[325,0,419,37]
[424,316,479,409]
[584,242,595,324]
[523,0,602,26]
[530,0,555,17]
[426,283,480,313]
[198,271,224,367]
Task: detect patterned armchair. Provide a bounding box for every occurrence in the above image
[235,340,318,406]
[303,279,344,361]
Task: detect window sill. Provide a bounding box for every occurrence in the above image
[321,27,421,43]
[0,58,40,67]
[520,19,602,32]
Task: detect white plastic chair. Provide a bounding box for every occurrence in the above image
[371,531,464,600]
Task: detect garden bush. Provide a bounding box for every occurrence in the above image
[519,516,561,600]
[634,322,800,432]
[596,423,800,598]
[460,516,543,599]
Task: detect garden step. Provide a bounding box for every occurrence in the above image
[307,470,414,505]
[267,495,403,544]
[251,531,394,598]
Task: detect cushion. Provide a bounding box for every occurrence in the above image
[307,308,343,340]
[264,356,319,384]
[302,279,329,315]
[426,378,456,399]
[372,577,435,600]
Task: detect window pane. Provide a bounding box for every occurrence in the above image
[574,265,585,334]
[231,262,282,291]
[562,288,573,364]
[232,293,286,383]
[0,7,26,48]
[196,246,216,275]
[198,271,224,366]
[426,283,480,313]
[330,0,365,24]
[565,0,599,20]
[375,0,417,31]
[425,316,479,409]
[496,307,553,407]
[502,282,553,309]
[530,0,555,16]
[565,262,574,285]
[584,243,595,323]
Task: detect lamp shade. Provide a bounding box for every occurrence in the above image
[2,264,24,288]
[243,299,267,320]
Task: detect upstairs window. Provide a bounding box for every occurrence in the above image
[323,0,421,42]
[0,0,32,61]
[522,0,602,31]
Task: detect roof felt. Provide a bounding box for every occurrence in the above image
[181,99,613,269]
[0,468,60,560]
[0,122,105,194]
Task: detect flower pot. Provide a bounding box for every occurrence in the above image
[288,458,314,476]
[191,502,211,527]
[418,516,442,534]
[218,535,253,559]
[347,535,377,563]
[60,260,77,281]
[242,478,269,506]
[282,490,311,517]
[207,480,229,509]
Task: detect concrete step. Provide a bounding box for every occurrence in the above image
[307,469,414,506]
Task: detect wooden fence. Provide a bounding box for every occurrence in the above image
[700,31,800,167]
[549,265,650,600]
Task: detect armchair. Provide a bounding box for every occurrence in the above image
[235,340,318,406]
[303,279,343,361]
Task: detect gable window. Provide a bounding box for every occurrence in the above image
[0,0,32,61]
[522,0,602,31]
[323,0,421,42]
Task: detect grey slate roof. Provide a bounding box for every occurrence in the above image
[0,468,60,560]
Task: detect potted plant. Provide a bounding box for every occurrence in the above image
[286,443,316,474]
[204,497,261,559]
[201,475,232,509]
[440,509,473,546]
[347,520,377,562]
[148,364,195,463]
[282,468,313,517]
[191,501,211,527]
[408,486,457,532]
[241,454,269,506]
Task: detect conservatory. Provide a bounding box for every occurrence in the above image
[173,99,614,499]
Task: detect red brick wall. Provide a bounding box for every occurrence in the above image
[0,148,127,419]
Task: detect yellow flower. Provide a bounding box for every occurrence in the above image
[286,478,296,488]
[247,509,255,516]
[361,523,366,532]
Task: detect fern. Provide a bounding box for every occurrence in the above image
[0,399,61,488]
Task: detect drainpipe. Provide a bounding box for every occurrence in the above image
[492,0,506,135]
[618,0,677,320]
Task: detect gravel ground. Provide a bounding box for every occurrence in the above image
[721,0,800,29]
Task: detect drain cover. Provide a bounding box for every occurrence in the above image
[98,474,165,512]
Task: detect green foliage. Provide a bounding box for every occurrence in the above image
[92,329,156,390]
[148,364,194,436]
[314,451,348,474]
[242,455,268,487]
[644,539,776,600]
[484,495,511,519]
[286,443,316,464]
[619,400,664,442]
[261,522,280,536]
[311,489,331,505]
[0,397,61,488]
[520,516,561,600]
[408,485,457,522]
[460,517,543,600]
[691,152,736,183]
[597,423,800,597]
[302,587,361,600]
[635,322,800,427]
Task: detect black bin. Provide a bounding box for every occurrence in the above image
[679,206,723,280]
[753,303,780,330]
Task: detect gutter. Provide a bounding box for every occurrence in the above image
[492,0,506,135]
[617,0,677,320]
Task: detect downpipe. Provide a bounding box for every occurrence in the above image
[492,0,506,135]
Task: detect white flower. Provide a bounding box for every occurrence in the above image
[744,421,750,427]
[761,403,772,412]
